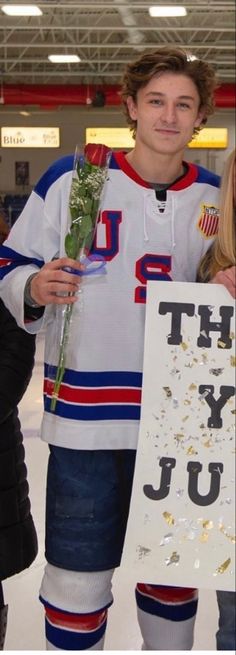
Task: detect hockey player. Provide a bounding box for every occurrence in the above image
[0,47,221,650]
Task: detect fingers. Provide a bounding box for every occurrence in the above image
[211,266,236,298]
[49,257,84,271]
[30,257,83,306]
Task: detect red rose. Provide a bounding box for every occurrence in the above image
[84,143,111,167]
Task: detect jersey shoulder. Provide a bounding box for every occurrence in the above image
[34,155,74,200]
[195,164,220,188]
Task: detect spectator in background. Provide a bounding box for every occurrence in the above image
[198,148,236,650]
[0,226,38,649]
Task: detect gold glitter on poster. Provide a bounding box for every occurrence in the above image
[165,551,180,566]
[200,532,209,542]
[174,433,184,442]
[230,356,236,367]
[203,438,213,448]
[181,342,188,351]
[163,511,175,526]
[202,520,214,530]
[214,558,231,575]
[219,524,236,543]
[186,446,198,455]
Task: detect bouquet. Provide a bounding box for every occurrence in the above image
[50,142,111,411]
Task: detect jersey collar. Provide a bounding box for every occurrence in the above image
[113,151,198,191]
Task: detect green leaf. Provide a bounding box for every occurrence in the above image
[83,197,93,214]
[77,214,93,238]
[65,232,78,258]
[78,185,87,197]
[70,206,81,220]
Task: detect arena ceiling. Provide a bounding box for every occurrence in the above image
[0,0,235,86]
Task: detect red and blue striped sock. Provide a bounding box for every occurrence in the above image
[136,583,198,650]
[43,601,108,650]
[39,563,114,650]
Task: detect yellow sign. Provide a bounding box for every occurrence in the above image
[1,127,60,148]
[188,128,228,149]
[86,127,134,149]
[86,127,228,150]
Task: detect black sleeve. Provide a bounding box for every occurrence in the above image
[24,302,45,321]
[0,299,36,424]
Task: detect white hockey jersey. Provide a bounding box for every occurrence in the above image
[0,151,220,450]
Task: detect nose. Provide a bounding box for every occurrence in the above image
[161,102,177,125]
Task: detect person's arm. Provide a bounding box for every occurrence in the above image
[0,299,35,424]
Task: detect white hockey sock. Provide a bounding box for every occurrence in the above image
[40,563,114,651]
[136,583,198,650]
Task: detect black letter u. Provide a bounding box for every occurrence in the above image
[187,461,223,506]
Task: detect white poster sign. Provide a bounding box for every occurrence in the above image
[122,281,235,591]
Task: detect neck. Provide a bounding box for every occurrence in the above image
[126,145,185,184]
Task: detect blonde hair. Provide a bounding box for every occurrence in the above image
[198,149,236,281]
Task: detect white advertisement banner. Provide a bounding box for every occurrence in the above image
[1,127,60,148]
[122,281,235,591]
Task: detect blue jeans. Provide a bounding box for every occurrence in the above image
[216,590,236,650]
[45,446,136,572]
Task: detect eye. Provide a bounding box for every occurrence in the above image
[178,102,191,109]
[150,98,163,106]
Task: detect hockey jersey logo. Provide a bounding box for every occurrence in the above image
[197,203,219,239]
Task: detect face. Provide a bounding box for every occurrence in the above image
[127,72,205,156]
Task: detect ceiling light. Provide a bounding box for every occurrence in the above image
[149,6,187,17]
[1,5,42,16]
[48,55,81,64]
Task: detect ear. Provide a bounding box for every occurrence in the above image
[194,108,206,129]
[126,95,138,120]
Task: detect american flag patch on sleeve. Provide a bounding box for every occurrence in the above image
[197,204,219,238]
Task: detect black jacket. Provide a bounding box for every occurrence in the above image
[0,299,38,580]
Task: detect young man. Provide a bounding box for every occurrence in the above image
[0,48,221,650]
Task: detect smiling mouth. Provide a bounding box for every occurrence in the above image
[156,129,179,135]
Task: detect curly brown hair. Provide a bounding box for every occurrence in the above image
[121,47,218,137]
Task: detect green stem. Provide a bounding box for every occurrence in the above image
[50,302,74,411]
